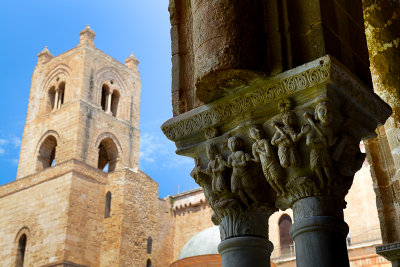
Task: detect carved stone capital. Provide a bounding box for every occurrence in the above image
[162,55,391,238]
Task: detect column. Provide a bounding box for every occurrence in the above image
[57,91,62,109]
[162,55,391,267]
[53,89,59,111]
[106,90,112,114]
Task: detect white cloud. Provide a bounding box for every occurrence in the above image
[11,137,21,147]
[0,139,7,145]
[0,148,5,155]
[139,131,194,169]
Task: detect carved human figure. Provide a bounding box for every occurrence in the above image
[225,136,257,208]
[191,157,215,205]
[271,111,309,168]
[205,143,228,194]
[304,101,337,188]
[249,125,285,196]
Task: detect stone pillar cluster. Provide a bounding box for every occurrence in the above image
[165,1,394,266]
[162,56,391,267]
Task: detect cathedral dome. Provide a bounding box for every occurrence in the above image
[179,226,221,259]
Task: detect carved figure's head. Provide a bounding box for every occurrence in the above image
[249,125,263,140]
[206,143,218,160]
[228,136,243,152]
[278,98,292,112]
[315,101,332,125]
[282,111,297,127]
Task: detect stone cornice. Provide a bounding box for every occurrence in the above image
[161,55,390,143]
[0,159,107,199]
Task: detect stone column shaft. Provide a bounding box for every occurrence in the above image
[106,92,112,113]
[53,90,59,111]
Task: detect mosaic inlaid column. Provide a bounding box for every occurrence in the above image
[162,56,391,267]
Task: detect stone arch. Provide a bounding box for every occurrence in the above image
[95,67,127,107]
[35,130,60,171]
[41,64,71,113]
[14,227,30,267]
[95,132,123,172]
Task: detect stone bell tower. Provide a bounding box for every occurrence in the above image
[17,25,141,178]
[0,26,163,267]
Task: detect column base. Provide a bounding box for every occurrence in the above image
[218,236,273,267]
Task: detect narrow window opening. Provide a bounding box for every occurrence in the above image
[48,86,56,111]
[279,214,294,256]
[97,138,118,173]
[147,237,153,254]
[37,135,57,171]
[101,84,108,111]
[111,90,120,117]
[58,82,65,107]
[105,191,111,218]
[146,259,152,267]
[16,234,27,267]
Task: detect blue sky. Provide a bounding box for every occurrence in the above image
[0,0,198,197]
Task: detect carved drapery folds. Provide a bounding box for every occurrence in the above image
[162,55,391,241]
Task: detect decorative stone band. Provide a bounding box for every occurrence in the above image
[376,241,400,262]
[162,55,390,142]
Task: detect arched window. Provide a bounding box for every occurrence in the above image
[147,237,153,254]
[97,137,119,172]
[279,214,293,252]
[16,234,27,267]
[111,90,120,117]
[47,81,66,112]
[105,191,111,218]
[146,259,152,267]
[37,135,57,171]
[101,84,109,112]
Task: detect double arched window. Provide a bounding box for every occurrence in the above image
[48,81,65,112]
[100,81,120,117]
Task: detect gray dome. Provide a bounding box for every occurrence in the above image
[179,226,221,259]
